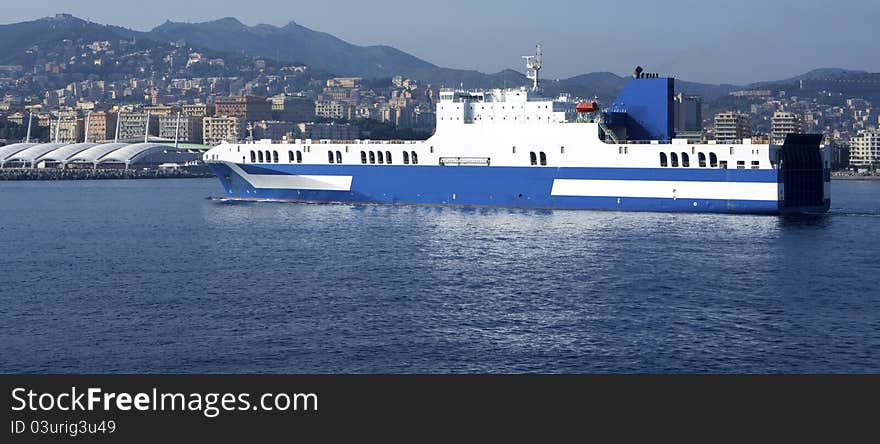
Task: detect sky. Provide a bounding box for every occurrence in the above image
[3,0,878,85]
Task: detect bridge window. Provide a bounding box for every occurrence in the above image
[328,150,334,163]
[737,161,745,169]
[530,152,537,165]
[296,151,302,163]
[539,152,547,166]
[288,150,294,162]
[377,151,384,164]
[710,153,718,168]
[681,152,689,167]
[403,151,410,164]
[273,151,279,163]
[698,152,706,167]
[670,152,679,167]
[361,151,367,164]
[385,151,392,164]
[258,151,264,163]
[751,161,760,169]
[660,152,668,167]
[336,151,342,164]
[250,150,256,162]
[411,151,418,164]
[369,151,375,164]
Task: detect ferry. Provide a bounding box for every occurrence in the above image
[203,48,830,214]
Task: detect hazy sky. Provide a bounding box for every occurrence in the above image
[4,0,878,84]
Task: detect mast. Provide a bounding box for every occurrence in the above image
[84,110,92,143]
[114,111,121,143]
[522,43,542,92]
[54,112,61,143]
[25,111,32,143]
[174,111,181,148]
[144,111,151,143]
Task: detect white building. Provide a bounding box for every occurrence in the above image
[849,129,880,167]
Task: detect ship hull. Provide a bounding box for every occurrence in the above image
[205,162,827,214]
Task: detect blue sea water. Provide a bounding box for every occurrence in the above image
[0,178,878,373]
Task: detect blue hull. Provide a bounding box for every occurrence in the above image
[204,162,811,214]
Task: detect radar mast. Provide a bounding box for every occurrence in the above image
[522,43,542,92]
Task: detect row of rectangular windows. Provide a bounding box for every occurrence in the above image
[247,149,419,165]
[659,152,760,169]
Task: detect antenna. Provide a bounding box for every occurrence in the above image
[522,43,542,92]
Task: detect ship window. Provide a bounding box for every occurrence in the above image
[512,146,516,153]
[751,161,760,169]
[730,147,735,155]
[429,146,434,154]
[670,152,679,167]
[737,161,745,169]
[540,152,547,166]
[336,151,342,164]
[265,151,271,163]
[369,151,375,164]
[681,152,689,167]
[288,150,294,162]
[250,151,256,162]
[296,151,302,163]
[411,151,418,164]
[530,152,537,166]
[386,151,392,164]
[258,151,264,163]
[273,151,279,163]
[561,146,565,154]
[710,153,718,168]
[698,152,706,167]
[403,151,410,164]
[361,151,367,164]
[720,160,727,169]
[377,151,384,164]
[660,152,668,167]
[328,150,334,163]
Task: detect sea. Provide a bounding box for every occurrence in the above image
[1,178,878,373]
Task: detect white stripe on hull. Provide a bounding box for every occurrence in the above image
[551,179,779,201]
[228,163,352,191]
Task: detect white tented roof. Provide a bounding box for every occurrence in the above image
[67,143,129,163]
[0,143,40,161]
[36,143,98,162]
[5,143,68,163]
[96,143,171,164]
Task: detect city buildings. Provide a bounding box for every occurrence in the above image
[770,111,803,143]
[295,122,359,140]
[85,111,117,142]
[203,116,245,145]
[117,111,159,142]
[159,115,203,143]
[214,96,272,123]
[252,121,296,141]
[270,95,316,122]
[674,93,703,137]
[48,112,83,143]
[849,128,880,167]
[714,111,751,141]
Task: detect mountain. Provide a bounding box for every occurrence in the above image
[0,14,140,64]
[147,18,517,87]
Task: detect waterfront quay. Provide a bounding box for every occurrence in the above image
[0,167,211,181]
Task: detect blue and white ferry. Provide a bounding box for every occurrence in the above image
[204,51,830,215]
